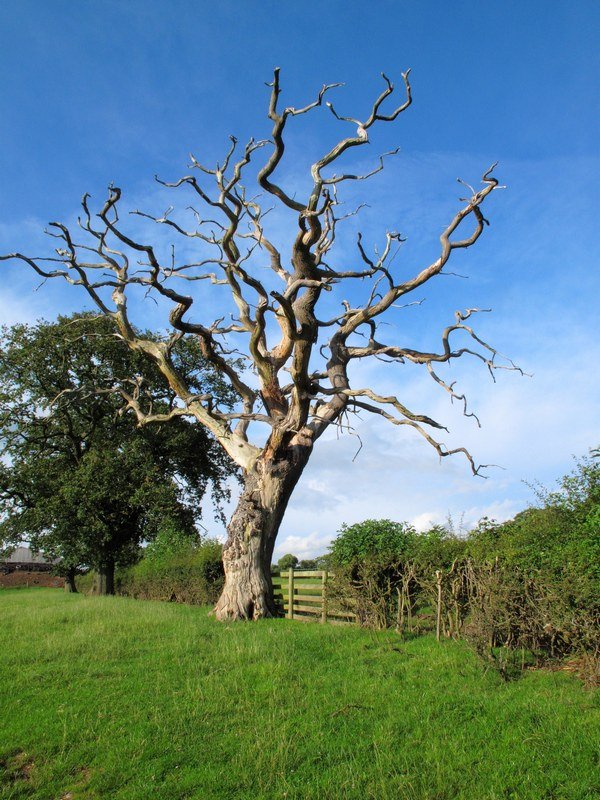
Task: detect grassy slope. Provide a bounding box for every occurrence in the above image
[0,590,598,800]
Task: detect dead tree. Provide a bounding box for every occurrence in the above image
[2,70,518,620]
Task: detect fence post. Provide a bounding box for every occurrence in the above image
[435,569,442,641]
[321,570,328,623]
[396,586,403,631]
[287,567,294,619]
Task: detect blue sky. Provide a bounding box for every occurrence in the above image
[1,1,598,557]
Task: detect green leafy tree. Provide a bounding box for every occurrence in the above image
[329,519,417,566]
[276,553,299,571]
[297,558,319,570]
[0,314,238,593]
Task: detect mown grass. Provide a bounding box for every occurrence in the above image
[0,589,598,800]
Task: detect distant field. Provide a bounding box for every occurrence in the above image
[0,589,598,800]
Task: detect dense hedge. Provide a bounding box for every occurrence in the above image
[76,532,225,606]
[117,536,224,605]
[327,456,599,681]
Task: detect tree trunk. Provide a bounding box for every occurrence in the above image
[64,567,78,593]
[214,445,310,621]
[95,558,115,596]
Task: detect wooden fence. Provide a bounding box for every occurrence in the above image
[271,569,356,624]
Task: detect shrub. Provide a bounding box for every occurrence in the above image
[326,491,599,683]
[462,455,600,675]
[460,560,599,681]
[327,520,467,630]
[329,519,417,566]
[117,533,224,605]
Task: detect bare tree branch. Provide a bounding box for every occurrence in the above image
[2,69,520,618]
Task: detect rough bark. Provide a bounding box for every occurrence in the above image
[214,441,311,620]
[94,558,115,596]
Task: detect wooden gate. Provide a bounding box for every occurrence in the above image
[271,568,355,624]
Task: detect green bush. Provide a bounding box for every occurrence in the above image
[409,525,467,569]
[467,456,599,579]
[325,473,599,680]
[327,520,467,630]
[463,456,600,670]
[74,571,95,593]
[329,519,417,566]
[117,533,224,605]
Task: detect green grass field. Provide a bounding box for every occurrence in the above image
[0,589,598,800]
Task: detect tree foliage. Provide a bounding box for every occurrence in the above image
[276,553,299,571]
[0,314,238,589]
[329,519,417,566]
